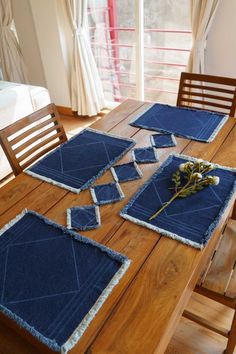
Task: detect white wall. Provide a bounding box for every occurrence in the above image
[29,0,71,106]
[12,0,46,87]
[206,0,236,78]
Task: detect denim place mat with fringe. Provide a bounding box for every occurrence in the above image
[130,103,228,143]
[120,154,236,249]
[26,128,135,194]
[0,210,130,353]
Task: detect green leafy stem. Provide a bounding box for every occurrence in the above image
[149,160,219,221]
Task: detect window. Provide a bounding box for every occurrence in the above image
[88,0,192,107]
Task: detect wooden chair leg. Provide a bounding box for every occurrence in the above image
[225,310,236,354]
[232,201,236,220]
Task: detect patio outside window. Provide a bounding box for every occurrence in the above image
[88,0,192,108]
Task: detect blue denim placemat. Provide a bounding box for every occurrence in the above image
[0,210,130,353]
[150,133,177,148]
[67,205,101,231]
[91,182,124,205]
[111,162,142,182]
[26,128,135,194]
[121,154,236,249]
[130,103,228,142]
[132,147,159,163]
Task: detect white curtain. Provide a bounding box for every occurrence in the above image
[187,0,220,73]
[0,0,29,83]
[66,0,105,116]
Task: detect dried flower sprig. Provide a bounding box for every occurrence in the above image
[149,159,220,221]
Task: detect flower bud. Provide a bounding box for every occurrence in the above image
[179,163,186,172]
[195,158,204,164]
[192,172,202,180]
[212,176,220,185]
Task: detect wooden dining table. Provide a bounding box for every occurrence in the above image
[0,99,235,354]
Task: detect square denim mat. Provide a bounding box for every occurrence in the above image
[132,147,159,164]
[90,182,124,205]
[111,162,142,183]
[67,205,101,231]
[150,133,177,148]
[121,154,236,249]
[26,128,135,194]
[0,210,130,353]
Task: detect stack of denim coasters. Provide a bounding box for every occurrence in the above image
[0,210,130,353]
[67,205,101,231]
[90,182,124,205]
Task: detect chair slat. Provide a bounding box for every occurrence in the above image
[202,219,236,296]
[177,72,236,117]
[226,268,236,299]
[0,104,67,175]
[181,72,236,86]
[18,131,65,163]
[182,83,235,95]
[181,90,234,102]
[179,98,231,110]
[14,123,63,155]
[10,116,57,146]
[21,140,64,171]
[1,105,57,136]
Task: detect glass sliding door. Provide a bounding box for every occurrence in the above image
[88,0,192,107]
[88,0,136,107]
[144,0,191,104]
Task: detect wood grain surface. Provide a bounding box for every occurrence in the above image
[0,99,235,354]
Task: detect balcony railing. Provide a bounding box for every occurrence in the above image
[88,4,192,105]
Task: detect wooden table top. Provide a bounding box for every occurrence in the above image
[0,99,236,354]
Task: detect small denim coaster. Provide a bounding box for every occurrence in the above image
[132,147,159,164]
[90,182,124,205]
[150,133,177,148]
[111,162,143,183]
[67,205,101,231]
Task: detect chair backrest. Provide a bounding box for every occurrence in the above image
[0,103,68,176]
[176,72,236,117]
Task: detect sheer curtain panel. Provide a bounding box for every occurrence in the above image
[0,0,29,83]
[187,0,220,73]
[66,0,105,116]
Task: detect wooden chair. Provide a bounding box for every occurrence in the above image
[183,217,236,354]
[177,72,236,117]
[0,103,67,176]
